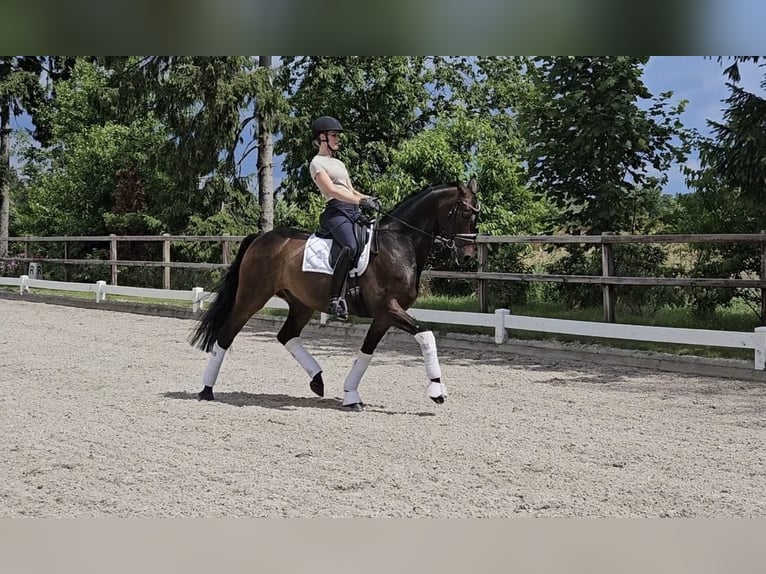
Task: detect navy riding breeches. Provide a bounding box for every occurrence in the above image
[318,199,360,260]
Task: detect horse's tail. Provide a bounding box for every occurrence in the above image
[189,233,260,352]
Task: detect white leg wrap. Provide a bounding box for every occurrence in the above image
[415,331,446,399]
[202,342,227,387]
[414,331,442,380]
[284,337,322,379]
[342,352,372,405]
[427,381,447,398]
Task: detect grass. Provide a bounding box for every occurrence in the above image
[2,285,759,361]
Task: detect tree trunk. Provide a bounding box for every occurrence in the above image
[257,55,274,233]
[0,100,11,258]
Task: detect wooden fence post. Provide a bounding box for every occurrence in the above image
[222,233,230,266]
[760,230,766,326]
[477,242,488,313]
[109,234,118,286]
[601,232,616,323]
[63,237,68,282]
[162,233,171,289]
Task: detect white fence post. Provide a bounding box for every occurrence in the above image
[494,308,509,344]
[162,233,171,289]
[96,280,106,302]
[192,287,204,312]
[754,327,766,370]
[19,275,29,295]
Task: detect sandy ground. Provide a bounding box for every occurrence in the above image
[1,298,765,517]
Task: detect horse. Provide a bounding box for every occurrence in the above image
[189,180,481,411]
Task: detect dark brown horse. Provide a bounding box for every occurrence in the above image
[189,180,480,410]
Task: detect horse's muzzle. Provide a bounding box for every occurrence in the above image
[455,243,476,264]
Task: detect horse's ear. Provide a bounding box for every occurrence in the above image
[468,177,478,194]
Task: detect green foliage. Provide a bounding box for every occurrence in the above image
[20,120,172,236]
[485,244,534,308]
[274,57,544,229]
[676,159,764,317]
[544,243,684,314]
[2,57,62,255]
[545,247,602,309]
[520,56,693,235]
[611,243,686,315]
[694,58,766,220]
[17,58,261,241]
[275,56,437,213]
[9,55,766,326]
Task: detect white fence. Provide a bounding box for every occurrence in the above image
[3,275,766,371]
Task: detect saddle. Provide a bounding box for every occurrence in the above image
[302,218,377,277]
[302,218,378,318]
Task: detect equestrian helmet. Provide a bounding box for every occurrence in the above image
[311,116,344,140]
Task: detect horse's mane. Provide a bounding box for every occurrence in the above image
[388,183,457,216]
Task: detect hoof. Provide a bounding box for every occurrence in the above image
[198,386,215,401]
[343,402,364,412]
[309,373,324,397]
[430,395,445,405]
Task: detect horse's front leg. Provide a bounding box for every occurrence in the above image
[385,301,447,404]
[342,319,391,411]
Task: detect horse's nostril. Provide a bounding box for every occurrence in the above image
[463,254,473,263]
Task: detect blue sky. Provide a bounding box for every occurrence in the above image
[10,56,763,195]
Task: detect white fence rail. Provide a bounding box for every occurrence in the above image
[3,275,766,370]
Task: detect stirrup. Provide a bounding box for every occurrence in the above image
[326,297,348,321]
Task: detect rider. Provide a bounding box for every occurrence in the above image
[309,116,381,321]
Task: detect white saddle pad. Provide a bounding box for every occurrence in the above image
[302,225,374,277]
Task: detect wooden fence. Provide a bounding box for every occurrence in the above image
[3,232,766,322]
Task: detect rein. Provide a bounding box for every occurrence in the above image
[379,198,479,248]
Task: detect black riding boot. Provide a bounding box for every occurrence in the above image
[326,247,353,321]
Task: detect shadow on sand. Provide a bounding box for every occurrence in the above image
[162,390,436,417]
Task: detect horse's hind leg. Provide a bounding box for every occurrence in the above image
[199,291,272,400]
[277,301,325,397]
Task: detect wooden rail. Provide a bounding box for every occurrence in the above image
[3,232,766,323]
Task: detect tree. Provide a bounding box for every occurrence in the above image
[676,57,766,320]
[520,56,692,235]
[275,57,556,303]
[274,57,541,231]
[0,57,56,256]
[254,56,286,233]
[697,57,766,218]
[275,56,438,229]
[20,57,262,239]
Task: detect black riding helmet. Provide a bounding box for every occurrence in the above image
[311,116,344,140]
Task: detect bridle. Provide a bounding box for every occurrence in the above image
[374,188,481,252]
[434,197,481,250]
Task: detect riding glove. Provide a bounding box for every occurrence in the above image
[359,197,382,213]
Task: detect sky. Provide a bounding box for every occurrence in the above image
[9,56,764,195]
